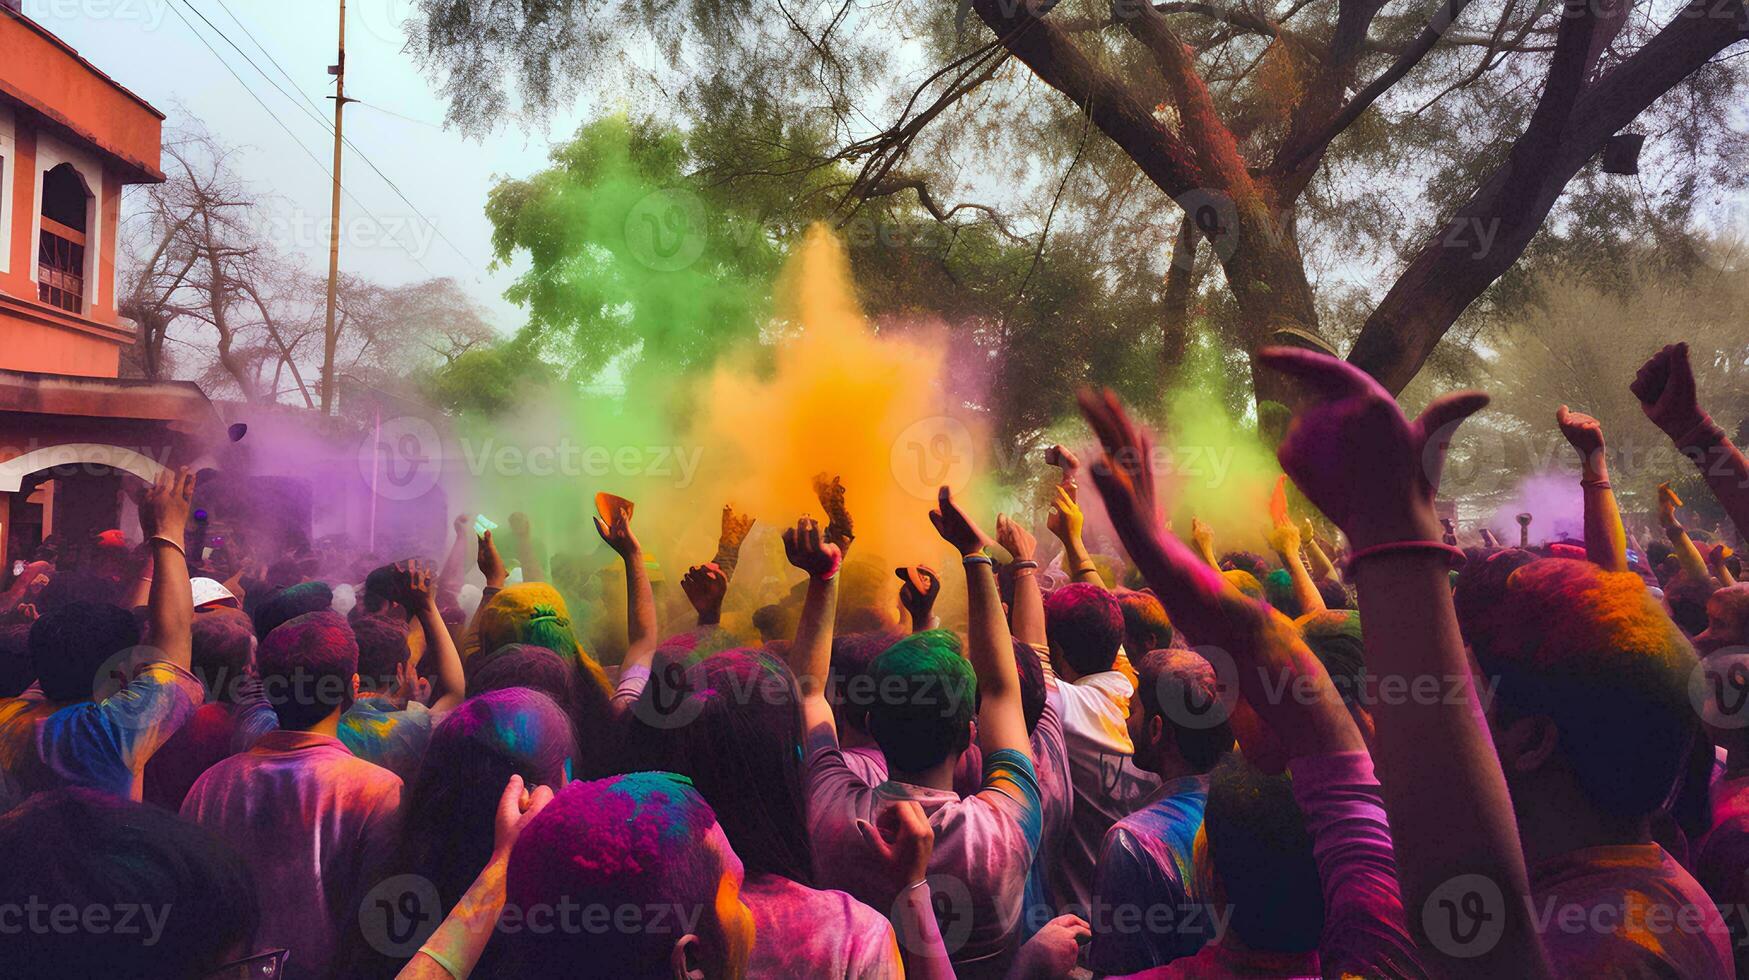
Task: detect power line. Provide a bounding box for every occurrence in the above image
[163,0,440,279]
[186,0,481,272]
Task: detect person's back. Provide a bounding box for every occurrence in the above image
[805,631,1043,976]
[1464,559,1732,976]
[143,608,270,810]
[3,601,203,809]
[1039,584,1160,914]
[630,648,902,979]
[181,610,402,980]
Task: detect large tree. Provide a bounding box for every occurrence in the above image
[406,0,1748,406]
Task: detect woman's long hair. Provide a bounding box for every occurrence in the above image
[625,647,814,885]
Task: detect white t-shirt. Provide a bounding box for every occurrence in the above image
[1037,645,1161,914]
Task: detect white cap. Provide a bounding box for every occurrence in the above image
[190,577,239,609]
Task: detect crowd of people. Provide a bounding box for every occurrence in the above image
[0,340,1744,979]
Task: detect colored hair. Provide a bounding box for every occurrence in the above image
[1044,583,1125,677]
[30,601,140,703]
[501,772,745,978]
[1315,577,1353,611]
[1204,754,1323,951]
[252,581,334,640]
[1115,588,1174,657]
[387,688,576,974]
[1468,558,1700,818]
[752,603,793,642]
[629,648,814,884]
[1295,610,1366,712]
[467,643,617,780]
[828,629,905,734]
[190,608,255,702]
[1219,551,1269,581]
[1133,649,1235,773]
[351,613,411,693]
[1262,569,1302,619]
[0,788,258,978]
[865,630,975,773]
[1453,548,1537,646]
[257,610,357,730]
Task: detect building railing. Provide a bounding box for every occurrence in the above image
[37,217,85,315]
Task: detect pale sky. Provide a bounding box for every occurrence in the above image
[26,0,598,331]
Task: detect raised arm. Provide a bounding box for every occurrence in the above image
[139,469,196,671]
[1189,516,1220,570]
[1709,545,1738,587]
[1257,347,1552,979]
[1303,519,1340,582]
[930,486,1030,761]
[594,497,657,675]
[1047,485,1102,586]
[397,776,554,980]
[1267,477,1327,616]
[437,513,472,599]
[895,566,941,634]
[782,517,842,742]
[1557,406,1628,572]
[713,505,755,582]
[680,563,728,628]
[1658,483,1713,585]
[996,514,1047,648]
[398,560,466,713]
[815,473,855,555]
[1077,392,1358,760]
[1633,342,1749,541]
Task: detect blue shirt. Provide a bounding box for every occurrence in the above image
[1088,773,1212,974]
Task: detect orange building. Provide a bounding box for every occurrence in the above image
[0,2,214,569]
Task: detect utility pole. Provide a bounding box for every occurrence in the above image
[321,0,352,417]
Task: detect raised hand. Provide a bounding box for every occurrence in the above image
[928,485,993,557]
[1630,342,1706,441]
[719,505,755,553]
[1658,482,1682,528]
[896,565,941,631]
[476,530,509,589]
[813,473,855,551]
[139,468,197,542]
[1044,444,1081,501]
[1555,405,1605,462]
[1257,347,1487,549]
[453,513,473,537]
[1190,516,1218,567]
[1073,389,1163,532]
[592,498,641,560]
[393,559,438,612]
[1268,473,1291,527]
[995,513,1037,563]
[783,517,843,581]
[1045,484,1085,545]
[1266,519,1302,558]
[508,511,532,540]
[681,563,728,625]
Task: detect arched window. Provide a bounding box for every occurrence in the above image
[38,163,90,314]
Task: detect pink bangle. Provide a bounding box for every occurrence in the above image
[1343,540,1467,573]
[1674,414,1724,453]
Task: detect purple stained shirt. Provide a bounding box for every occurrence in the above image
[182,729,403,980]
[743,871,902,979]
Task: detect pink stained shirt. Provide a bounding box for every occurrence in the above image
[743,871,902,979]
[181,729,403,980]
[804,724,1043,978]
